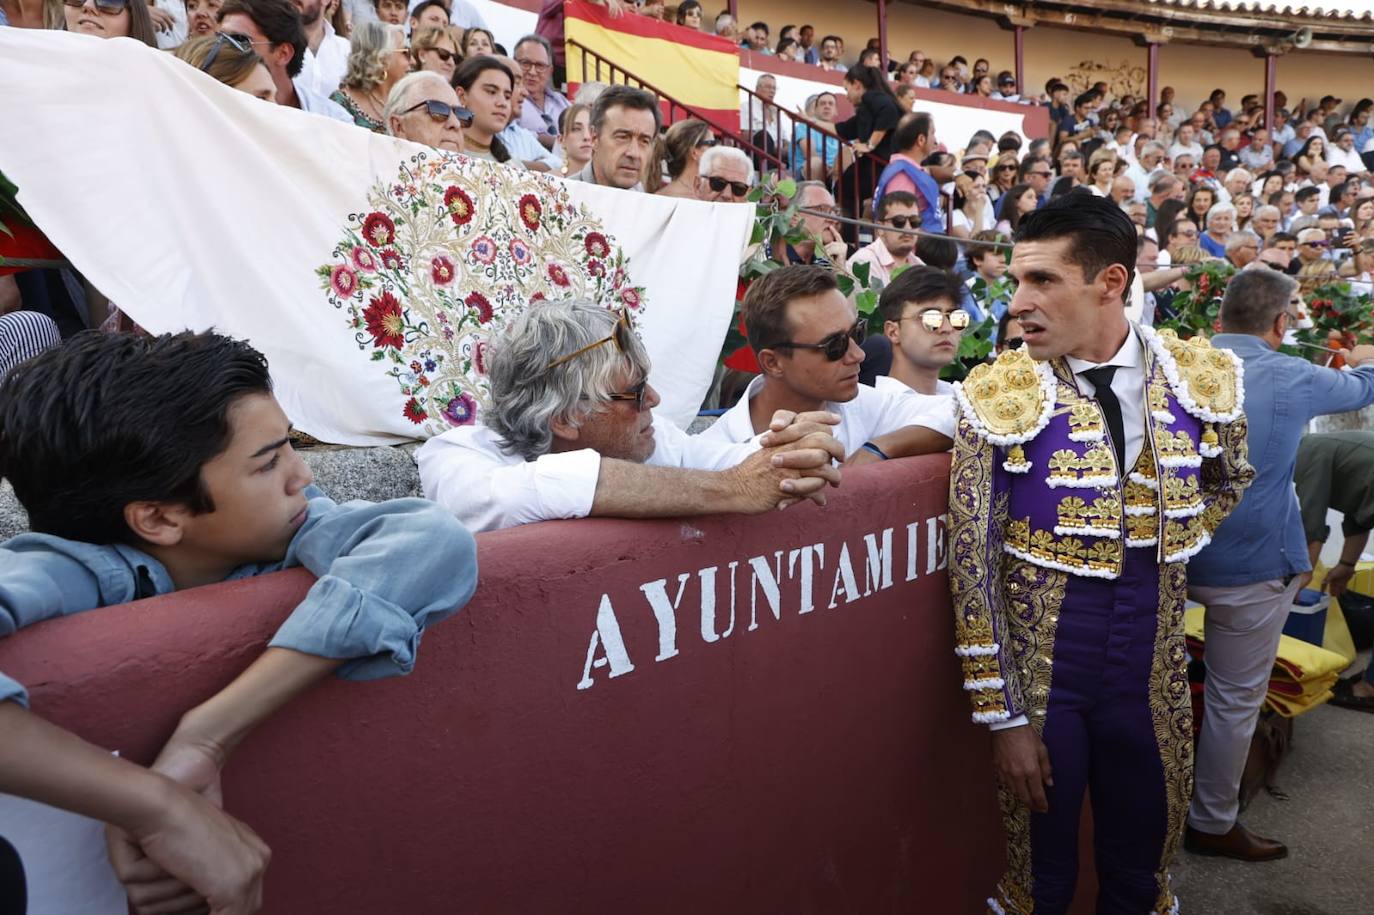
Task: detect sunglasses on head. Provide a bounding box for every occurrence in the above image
[199,31,251,72]
[403,99,474,127]
[706,176,749,197]
[767,319,866,361]
[63,0,128,12]
[546,308,634,371]
[885,215,920,229]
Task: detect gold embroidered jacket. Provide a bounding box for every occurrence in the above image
[948,326,1255,723]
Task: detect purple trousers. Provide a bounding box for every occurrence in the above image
[1003,547,1190,915]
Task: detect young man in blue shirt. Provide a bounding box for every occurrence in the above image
[0,331,478,913]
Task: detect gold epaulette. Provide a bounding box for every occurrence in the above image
[953,348,1056,445]
[1142,326,1245,423]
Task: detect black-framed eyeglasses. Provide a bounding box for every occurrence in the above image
[515,58,552,73]
[425,47,456,63]
[885,215,920,229]
[402,99,474,128]
[545,308,633,371]
[199,31,251,73]
[696,136,718,148]
[705,175,749,197]
[766,319,866,361]
[604,377,650,411]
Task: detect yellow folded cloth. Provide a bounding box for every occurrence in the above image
[1185,606,1348,717]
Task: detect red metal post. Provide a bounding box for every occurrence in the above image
[1264,51,1277,131]
[1146,42,1159,112]
[1013,25,1024,94]
[877,0,889,72]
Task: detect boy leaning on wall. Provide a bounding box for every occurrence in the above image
[0,331,479,914]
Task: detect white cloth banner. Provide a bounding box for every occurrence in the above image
[0,31,752,444]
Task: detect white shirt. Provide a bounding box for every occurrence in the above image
[872,375,956,437]
[1064,325,1147,473]
[846,239,922,289]
[1123,161,1153,203]
[448,0,489,28]
[297,24,350,101]
[292,77,354,124]
[417,415,758,532]
[1168,140,1203,163]
[701,375,946,456]
[1327,143,1366,175]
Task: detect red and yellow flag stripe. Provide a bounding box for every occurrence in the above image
[564,0,740,130]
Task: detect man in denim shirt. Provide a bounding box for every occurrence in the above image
[0,331,478,913]
[1186,268,1374,861]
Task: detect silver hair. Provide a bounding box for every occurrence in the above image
[342,21,404,92]
[1205,201,1236,228]
[1148,172,1178,195]
[383,71,451,136]
[1220,263,1298,334]
[1254,204,1282,222]
[1141,141,1167,160]
[699,145,756,185]
[484,301,651,461]
[573,81,609,107]
[1225,229,1260,254]
[513,33,554,65]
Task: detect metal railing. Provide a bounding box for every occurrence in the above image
[567,39,788,178]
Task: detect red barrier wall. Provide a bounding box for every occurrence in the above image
[0,456,1097,913]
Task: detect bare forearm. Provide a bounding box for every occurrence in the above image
[0,703,172,833]
[171,649,340,763]
[1338,531,1370,566]
[590,459,745,518]
[864,425,953,459]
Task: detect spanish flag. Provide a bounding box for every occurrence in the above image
[564,0,740,131]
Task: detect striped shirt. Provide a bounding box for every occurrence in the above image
[0,311,61,382]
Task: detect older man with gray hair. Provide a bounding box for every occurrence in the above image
[513,33,568,149]
[384,71,469,153]
[1124,140,1166,203]
[1187,269,1374,861]
[416,301,845,532]
[1224,230,1261,268]
[695,146,755,202]
[1250,204,1281,244]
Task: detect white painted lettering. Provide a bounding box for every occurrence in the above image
[862,528,894,596]
[906,521,920,582]
[639,573,691,662]
[699,564,737,643]
[746,551,784,631]
[788,543,826,614]
[926,514,949,574]
[828,542,862,609]
[576,594,636,690]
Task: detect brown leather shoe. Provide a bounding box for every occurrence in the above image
[1184,823,1288,861]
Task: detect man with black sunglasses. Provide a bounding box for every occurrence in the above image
[417,301,846,532]
[846,191,923,287]
[703,266,951,463]
[384,71,467,153]
[694,146,753,203]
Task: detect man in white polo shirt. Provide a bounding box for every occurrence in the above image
[871,265,964,437]
[701,265,951,464]
[417,301,846,532]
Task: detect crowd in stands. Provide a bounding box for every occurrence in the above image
[6,1,1374,911]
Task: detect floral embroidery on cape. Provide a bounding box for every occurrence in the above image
[318,151,647,436]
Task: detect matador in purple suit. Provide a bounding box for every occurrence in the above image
[948,194,1254,914]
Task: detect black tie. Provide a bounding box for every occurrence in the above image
[1081,365,1126,472]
